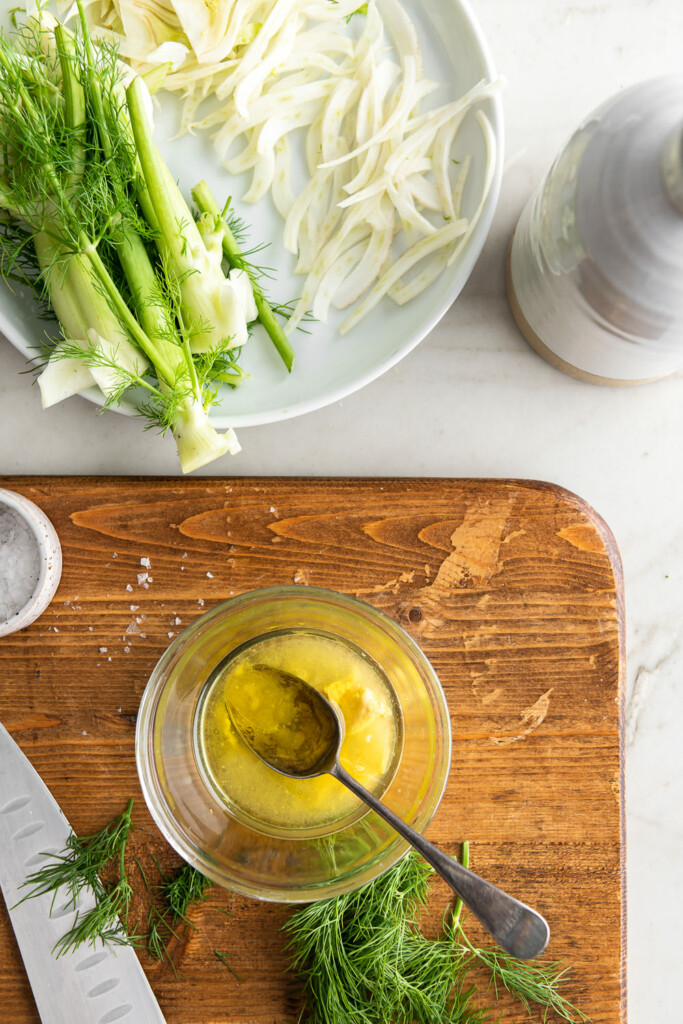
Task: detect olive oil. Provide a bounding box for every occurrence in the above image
[196,630,401,833]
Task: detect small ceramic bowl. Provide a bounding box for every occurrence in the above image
[136,586,452,902]
[0,488,62,639]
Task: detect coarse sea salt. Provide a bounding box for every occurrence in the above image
[0,503,41,623]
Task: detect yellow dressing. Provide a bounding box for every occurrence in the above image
[197,631,399,831]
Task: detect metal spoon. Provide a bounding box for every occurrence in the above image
[226,664,550,960]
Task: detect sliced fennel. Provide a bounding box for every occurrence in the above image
[79,0,501,332]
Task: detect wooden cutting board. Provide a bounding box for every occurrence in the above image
[0,477,625,1023]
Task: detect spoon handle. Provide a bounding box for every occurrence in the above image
[331,763,549,961]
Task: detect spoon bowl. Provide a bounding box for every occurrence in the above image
[225,663,551,961]
[225,664,343,778]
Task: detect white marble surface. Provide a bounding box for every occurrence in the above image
[1,0,682,1018]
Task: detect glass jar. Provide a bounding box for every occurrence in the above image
[136,586,451,902]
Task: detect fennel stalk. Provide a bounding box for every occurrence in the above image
[0,5,260,472]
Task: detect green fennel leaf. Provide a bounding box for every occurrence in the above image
[214,948,242,981]
[140,860,215,967]
[18,799,138,955]
[285,848,589,1024]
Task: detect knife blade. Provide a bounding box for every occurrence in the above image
[0,722,166,1024]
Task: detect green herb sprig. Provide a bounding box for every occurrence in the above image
[214,948,242,981]
[285,844,589,1024]
[18,801,227,970]
[19,798,137,957]
[142,859,215,968]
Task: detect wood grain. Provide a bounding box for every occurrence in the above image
[0,477,626,1023]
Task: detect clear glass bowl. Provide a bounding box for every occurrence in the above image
[136,586,451,902]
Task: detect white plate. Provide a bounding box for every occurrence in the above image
[0,0,503,429]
